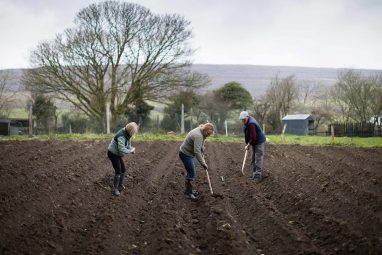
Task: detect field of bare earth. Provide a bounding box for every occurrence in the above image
[0,140,381,254]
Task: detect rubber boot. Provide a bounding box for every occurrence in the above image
[112,174,121,196]
[184,180,197,200]
[185,180,192,194]
[249,171,262,181]
[118,173,126,192]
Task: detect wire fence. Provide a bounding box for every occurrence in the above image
[3,116,382,138]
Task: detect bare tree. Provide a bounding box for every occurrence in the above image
[0,70,16,117]
[266,74,298,122]
[298,80,320,105]
[369,74,382,124]
[310,91,335,131]
[333,70,382,123]
[252,97,270,126]
[331,86,352,122]
[24,1,208,131]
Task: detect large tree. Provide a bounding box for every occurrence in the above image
[24,1,207,132]
[333,70,382,123]
[213,81,253,111]
[210,81,253,130]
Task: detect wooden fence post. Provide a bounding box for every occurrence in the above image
[281,123,287,143]
[181,104,185,134]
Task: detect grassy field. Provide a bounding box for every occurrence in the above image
[269,135,382,148]
[1,133,381,148]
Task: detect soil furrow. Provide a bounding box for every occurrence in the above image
[1,140,381,254]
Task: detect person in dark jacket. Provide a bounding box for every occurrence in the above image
[107,122,138,196]
[239,111,267,181]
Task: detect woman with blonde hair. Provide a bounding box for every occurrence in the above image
[107,122,138,196]
[179,123,215,200]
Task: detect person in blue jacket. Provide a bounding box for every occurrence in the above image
[239,111,267,181]
[107,122,138,196]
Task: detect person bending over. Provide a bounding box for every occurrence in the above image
[179,123,215,200]
[107,122,138,196]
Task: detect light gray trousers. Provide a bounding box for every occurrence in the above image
[251,142,265,174]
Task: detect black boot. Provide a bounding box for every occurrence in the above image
[248,171,262,181]
[118,173,126,192]
[184,180,191,194]
[112,174,121,196]
[184,180,197,200]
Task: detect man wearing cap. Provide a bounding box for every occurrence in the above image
[239,111,267,181]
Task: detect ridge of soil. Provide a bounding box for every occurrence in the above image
[0,140,381,254]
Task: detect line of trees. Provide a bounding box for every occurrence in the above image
[163,69,381,135]
[160,82,252,133]
[333,70,382,124]
[21,68,382,135]
[250,70,382,134]
[10,1,381,135]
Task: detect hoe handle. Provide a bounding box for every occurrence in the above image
[205,169,214,194]
[202,152,213,194]
[241,149,248,175]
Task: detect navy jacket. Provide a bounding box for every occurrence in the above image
[244,116,266,145]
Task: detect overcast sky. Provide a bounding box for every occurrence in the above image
[1,0,381,70]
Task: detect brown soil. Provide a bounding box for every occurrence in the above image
[0,140,381,255]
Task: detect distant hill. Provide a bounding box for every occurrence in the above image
[2,65,382,96]
[191,64,382,96]
[0,69,25,92]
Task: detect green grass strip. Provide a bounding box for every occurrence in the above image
[1,133,381,148]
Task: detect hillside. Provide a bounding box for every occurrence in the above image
[192,64,382,96]
[2,65,382,97]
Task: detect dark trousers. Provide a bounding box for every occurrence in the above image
[251,142,265,174]
[108,150,126,175]
[179,151,196,181]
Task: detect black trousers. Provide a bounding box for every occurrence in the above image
[107,151,126,175]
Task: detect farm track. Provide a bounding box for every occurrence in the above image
[0,140,381,254]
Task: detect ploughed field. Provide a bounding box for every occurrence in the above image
[0,140,381,255]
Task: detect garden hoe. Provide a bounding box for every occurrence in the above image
[205,168,223,199]
[203,154,223,199]
[241,144,249,175]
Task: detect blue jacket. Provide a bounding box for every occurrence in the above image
[244,116,266,145]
